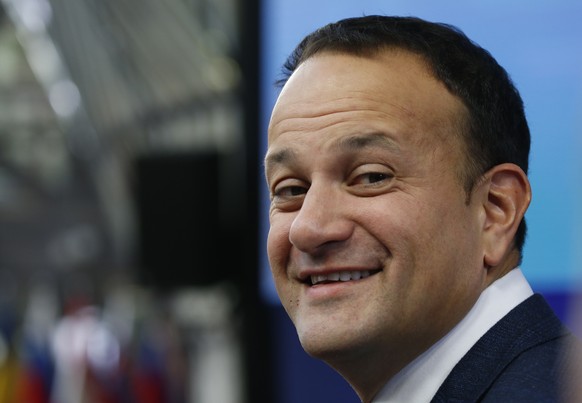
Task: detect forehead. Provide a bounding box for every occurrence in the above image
[267,50,466,152]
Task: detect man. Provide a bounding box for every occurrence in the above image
[265,15,579,402]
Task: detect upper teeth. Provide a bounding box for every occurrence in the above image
[311,270,372,285]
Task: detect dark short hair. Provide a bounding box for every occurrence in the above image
[276,15,530,254]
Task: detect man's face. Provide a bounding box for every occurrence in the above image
[265,51,489,368]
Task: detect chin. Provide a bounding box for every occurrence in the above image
[301,339,346,361]
[298,326,362,361]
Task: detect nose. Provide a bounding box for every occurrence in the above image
[288,183,354,254]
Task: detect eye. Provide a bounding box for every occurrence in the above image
[270,178,309,204]
[355,172,391,185]
[350,171,393,187]
[347,164,395,195]
[274,185,308,198]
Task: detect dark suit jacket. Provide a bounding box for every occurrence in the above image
[432,294,580,403]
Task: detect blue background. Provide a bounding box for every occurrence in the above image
[259,2,582,402]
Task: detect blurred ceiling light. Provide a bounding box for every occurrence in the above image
[204,56,241,92]
[13,0,53,32]
[26,35,60,83]
[49,79,81,118]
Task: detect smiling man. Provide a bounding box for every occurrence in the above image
[265,16,580,403]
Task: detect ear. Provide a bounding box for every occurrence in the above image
[481,163,531,267]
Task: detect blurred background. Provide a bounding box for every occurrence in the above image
[0,0,264,402]
[0,0,579,402]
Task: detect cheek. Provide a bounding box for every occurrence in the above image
[266,218,300,314]
[361,196,426,248]
[399,197,482,289]
[363,194,467,273]
[266,215,293,274]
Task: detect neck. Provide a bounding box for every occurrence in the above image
[332,353,408,402]
[326,336,444,402]
[486,248,520,286]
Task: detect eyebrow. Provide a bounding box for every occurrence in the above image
[264,131,400,176]
[264,147,297,173]
[334,132,401,154]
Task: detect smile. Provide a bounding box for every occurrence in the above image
[310,270,381,285]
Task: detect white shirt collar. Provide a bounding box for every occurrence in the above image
[372,268,534,403]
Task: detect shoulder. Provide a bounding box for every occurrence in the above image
[480,333,579,402]
[432,294,580,402]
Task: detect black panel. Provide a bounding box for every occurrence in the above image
[135,152,229,289]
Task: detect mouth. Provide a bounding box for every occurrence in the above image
[307,269,382,286]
